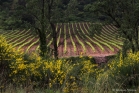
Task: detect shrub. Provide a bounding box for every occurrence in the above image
[9,53,99,93]
[94,52,139,93]
[0,35,24,68]
[0,35,100,93]
[0,35,24,92]
[108,52,139,88]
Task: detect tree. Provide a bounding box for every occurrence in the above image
[65,0,79,21]
[16,0,49,57]
[0,0,22,29]
[4,0,53,57]
[46,0,62,59]
[1,0,79,59]
[15,0,65,59]
[86,0,139,54]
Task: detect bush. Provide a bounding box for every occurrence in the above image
[0,35,100,93]
[0,35,23,75]
[94,52,139,93]
[9,53,99,93]
[108,52,139,88]
[0,35,25,92]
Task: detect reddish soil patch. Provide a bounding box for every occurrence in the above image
[65,24,77,57]
[21,37,38,52]
[57,23,120,58]
[58,38,64,57]
[8,34,33,46]
[26,38,39,53]
[70,25,84,56]
[94,56,108,65]
[10,23,122,61]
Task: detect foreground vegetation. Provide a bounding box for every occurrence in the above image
[0,35,139,93]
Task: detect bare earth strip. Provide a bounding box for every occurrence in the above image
[66,24,76,57]
[3,23,122,58]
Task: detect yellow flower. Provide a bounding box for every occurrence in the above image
[18,63,26,70]
[13,70,17,74]
[49,83,52,88]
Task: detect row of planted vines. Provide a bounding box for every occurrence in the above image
[0,22,123,57]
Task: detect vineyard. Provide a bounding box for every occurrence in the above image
[0,22,123,57]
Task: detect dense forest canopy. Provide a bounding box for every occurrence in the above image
[0,0,94,30]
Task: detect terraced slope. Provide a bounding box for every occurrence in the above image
[0,22,123,57]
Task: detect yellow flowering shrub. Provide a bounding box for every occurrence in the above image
[0,35,101,92]
[108,51,139,88]
[0,35,25,90]
[9,53,99,93]
[62,58,99,93]
[9,53,72,87]
[93,52,139,93]
[0,35,23,74]
[0,35,14,63]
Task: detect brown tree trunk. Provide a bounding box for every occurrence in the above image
[130,38,135,53]
[50,22,58,59]
[135,27,139,52]
[47,0,58,59]
[39,0,47,57]
[39,31,47,57]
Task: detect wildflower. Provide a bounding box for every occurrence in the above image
[18,63,26,70]
[49,83,52,88]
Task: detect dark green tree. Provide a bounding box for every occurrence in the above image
[86,0,139,54]
[0,0,22,29]
[65,0,79,21]
[16,0,49,57]
[15,0,65,59]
